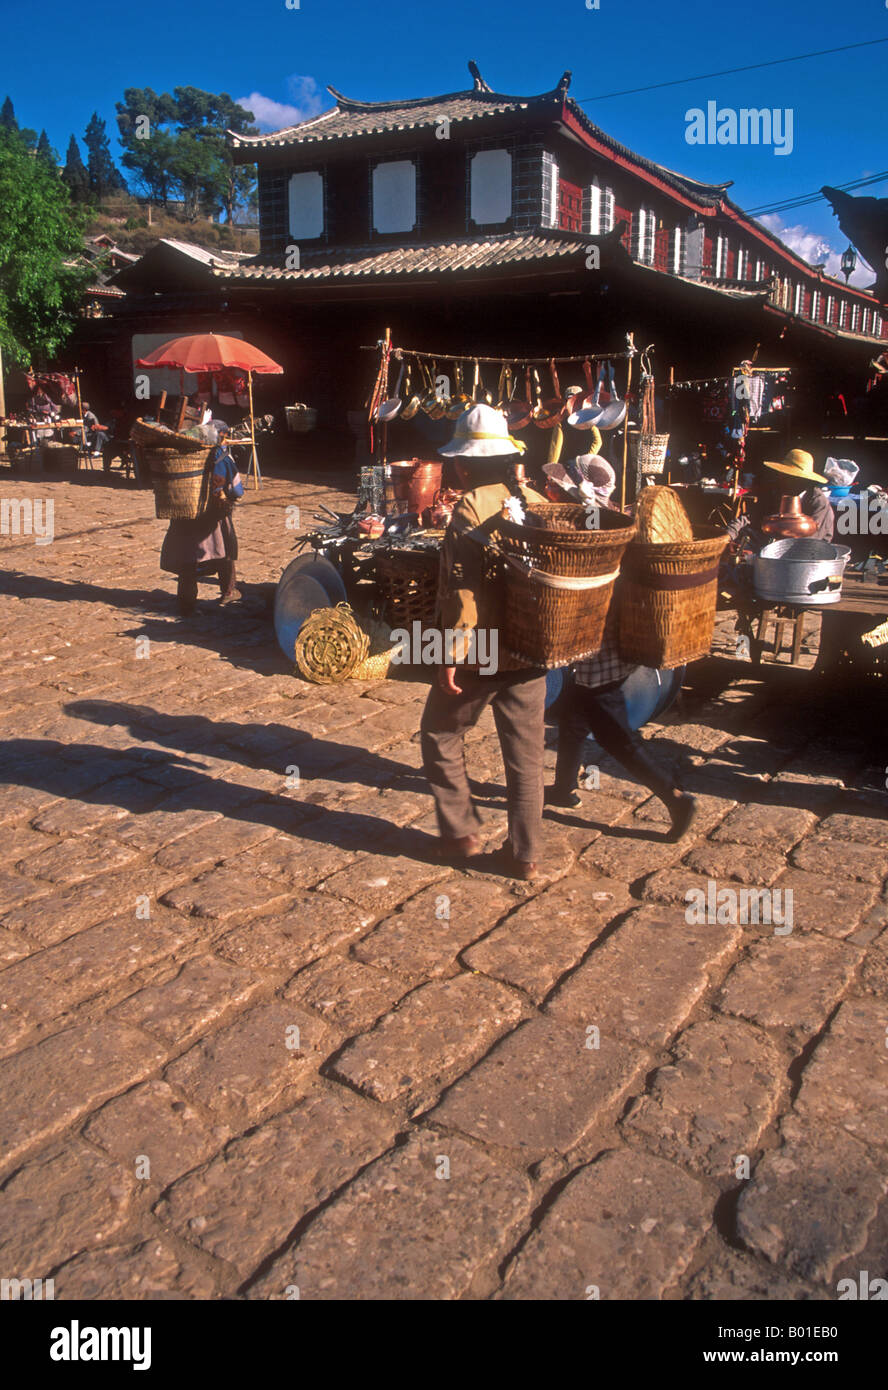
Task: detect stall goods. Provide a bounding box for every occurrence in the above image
[375,543,442,629]
[386,459,443,516]
[489,503,636,668]
[753,539,851,606]
[294,603,370,683]
[629,350,668,475]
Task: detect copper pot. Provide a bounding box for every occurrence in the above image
[388,458,443,514]
[762,494,817,539]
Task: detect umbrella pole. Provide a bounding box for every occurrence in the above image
[74,368,86,452]
[247,369,260,489]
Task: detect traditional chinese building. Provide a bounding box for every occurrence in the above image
[76,64,887,456]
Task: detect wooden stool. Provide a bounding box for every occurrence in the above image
[754,606,807,664]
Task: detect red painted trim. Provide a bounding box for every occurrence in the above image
[559,102,879,307]
[560,104,713,214]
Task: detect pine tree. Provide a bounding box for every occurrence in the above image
[1,96,16,131]
[84,111,123,199]
[36,129,57,168]
[62,134,89,202]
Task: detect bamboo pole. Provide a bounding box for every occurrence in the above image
[620,350,633,512]
[74,368,86,453]
[359,344,634,367]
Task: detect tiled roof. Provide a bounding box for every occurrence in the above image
[158,237,254,267]
[230,63,730,208]
[232,89,557,151]
[210,233,589,282]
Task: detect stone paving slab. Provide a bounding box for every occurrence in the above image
[246,1132,534,1300]
[1,472,887,1301]
[500,1147,712,1300]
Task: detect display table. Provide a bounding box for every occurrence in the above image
[749,574,888,677]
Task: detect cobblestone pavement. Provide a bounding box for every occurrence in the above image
[1,467,886,1301]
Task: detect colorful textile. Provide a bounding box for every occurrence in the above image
[210,446,244,504]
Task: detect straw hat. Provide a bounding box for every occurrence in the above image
[763,449,827,484]
[438,403,526,458]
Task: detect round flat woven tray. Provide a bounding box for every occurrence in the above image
[294,603,369,684]
[636,485,694,544]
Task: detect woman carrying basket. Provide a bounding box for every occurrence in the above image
[160,422,243,616]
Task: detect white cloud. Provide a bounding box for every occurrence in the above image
[758,214,874,287]
[236,76,327,132]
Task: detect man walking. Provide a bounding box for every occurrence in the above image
[420,404,549,881]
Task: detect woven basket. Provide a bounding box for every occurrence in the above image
[630,432,670,475]
[618,525,729,669]
[375,545,441,629]
[131,419,207,453]
[40,442,77,467]
[147,447,213,520]
[294,603,369,683]
[490,505,636,668]
[636,485,694,544]
[351,616,395,680]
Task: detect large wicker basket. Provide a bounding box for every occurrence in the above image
[147,447,213,520]
[375,544,441,629]
[618,526,729,669]
[131,419,207,453]
[490,504,636,668]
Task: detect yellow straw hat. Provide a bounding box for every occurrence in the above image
[763,449,827,484]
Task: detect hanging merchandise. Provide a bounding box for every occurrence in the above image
[630,347,669,475]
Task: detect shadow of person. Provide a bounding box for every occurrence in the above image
[0,736,442,863]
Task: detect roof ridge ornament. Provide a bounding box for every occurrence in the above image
[557,70,572,94]
[468,61,492,93]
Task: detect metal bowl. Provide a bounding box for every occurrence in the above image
[753,538,851,606]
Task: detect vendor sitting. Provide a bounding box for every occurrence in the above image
[762,449,833,540]
[81,402,109,457]
[159,421,244,615]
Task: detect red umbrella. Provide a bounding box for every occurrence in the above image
[136,333,283,374]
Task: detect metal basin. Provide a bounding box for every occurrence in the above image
[753,538,851,606]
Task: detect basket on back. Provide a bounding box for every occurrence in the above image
[132,418,214,521]
[619,487,728,668]
[489,503,636,668]
[146,447,213,520]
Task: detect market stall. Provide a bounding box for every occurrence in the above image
[136,332,284,489]
[276,328,730,689]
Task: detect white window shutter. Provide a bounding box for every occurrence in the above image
[469,149,512,225]
[288,171,324,240]
[673,226,683,274]
[372,161,417,234]
[586,181,601,236]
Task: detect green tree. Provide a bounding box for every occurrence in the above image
[116,88,179,206]
[0,126,91,366]
[84,111,125,198]
[116,85,257,222]
[36,129,58,168]
[62,135,89,202]
[1,96,37,148]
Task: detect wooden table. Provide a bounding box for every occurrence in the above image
[814,574,888,678]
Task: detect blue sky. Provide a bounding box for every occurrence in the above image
[2,0,885,281]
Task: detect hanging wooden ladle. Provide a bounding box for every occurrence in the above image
[506,365,533,431]
[377,357,406,422]
[400,362,421,420]
[421,360,446,419]
[534,360,563,429]
[446,361,472,419]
